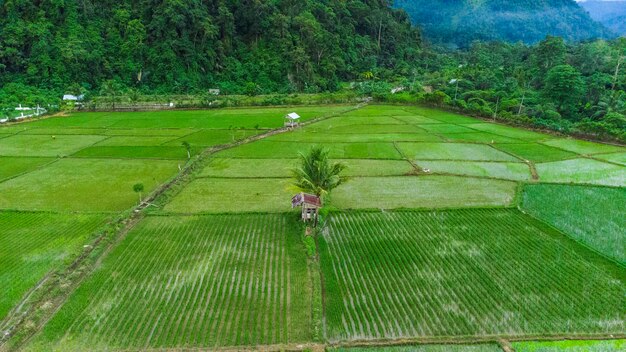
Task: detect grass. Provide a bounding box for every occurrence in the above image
[331,176,517,209]
[0,134,106,157]
[0,157,54,181]
[218,141,403,159]
[512,339,625,352]
[163,178,292,213]
[319,209,625,342]
[0,158,180,212]
[0,211,106,319]
[396,143,520,162]
[26,214,312,351]
[536,158,626,187]
[72,146,194,159]
[493,143,578,163]
[522,184,626,264]
[416,160,532,181]
[542,139,624,155]
[330,345,502,352]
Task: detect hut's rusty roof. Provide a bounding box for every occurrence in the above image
[292,193,322,208]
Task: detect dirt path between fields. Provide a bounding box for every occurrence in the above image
[0,103,365,351]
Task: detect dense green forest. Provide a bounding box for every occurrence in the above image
[0,0,420,95]
[579,0,626,36]
[0,1,625,141]
[394,0,612,48]
[400,36,626,141]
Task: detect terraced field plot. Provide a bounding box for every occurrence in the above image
[0,134,106,157]
[535,158,626,187]
[92,135,178,146]
[0,212,107,319]
[0,157,54,181]
[416,160,532,181]
[522,184,626,263]
[397,142,520,162]
[493,143,578,163]
[219,140,403,159]
[460,123,550,141]
[512,339,625,352]
[439,132,522,143]
[332,345,503,352]
[72,145,196,159]
[0,158,180,212]
[315,124,428,134]
[331,176,517,209]
[269,131,443,143]
[320,210,624,341]
[542,139,624,155]
[596,152,626,166]
[200,158,414,178]
[26,214,312,351]
[20,106,348,129]
[163,178,291,213]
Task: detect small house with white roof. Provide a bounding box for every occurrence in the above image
[284,112,301,128]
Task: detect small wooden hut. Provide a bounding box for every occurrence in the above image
[284,112,301,128]
[291,193,322,225]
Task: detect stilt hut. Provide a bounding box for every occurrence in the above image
[291,193,322,225]
[284,112,301,128]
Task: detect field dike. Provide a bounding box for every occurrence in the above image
[0,104,364,352]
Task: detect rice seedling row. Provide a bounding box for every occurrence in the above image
[319,209,624,342]
[330,344,503,352]
[0,211,107,319]
[521,184,626,264]
[512,339,625,351]
[27,214,312,351]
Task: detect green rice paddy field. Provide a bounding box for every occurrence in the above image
[0,105,624,351]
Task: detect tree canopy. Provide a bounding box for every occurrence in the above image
[395,0,612,48]
[0,0,421,94]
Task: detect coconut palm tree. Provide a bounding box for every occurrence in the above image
[291,146,347,198]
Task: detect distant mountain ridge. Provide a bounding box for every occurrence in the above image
[394,0,613,47]
[579,0,626,35]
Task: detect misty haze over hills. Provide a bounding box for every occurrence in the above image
[395,0,615,47]
[578,0,626,35]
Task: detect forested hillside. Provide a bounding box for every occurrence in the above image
[579,0,626,36]
[395,0,611,47]
[0,0,420,94]
[406,36,626,141]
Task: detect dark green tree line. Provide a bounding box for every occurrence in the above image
[0,0,421,94]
